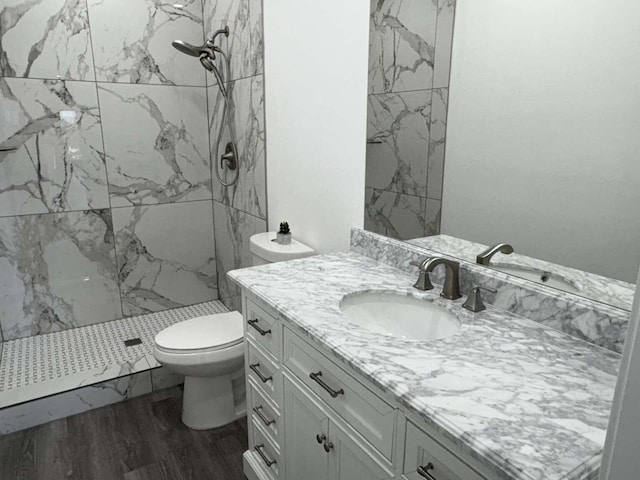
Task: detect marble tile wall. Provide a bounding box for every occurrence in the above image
[0,0,266,340]
[0,0,259,341]
[365,0,456,241]
[204,0,267,313]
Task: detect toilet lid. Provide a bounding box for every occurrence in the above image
[154,312,243,351]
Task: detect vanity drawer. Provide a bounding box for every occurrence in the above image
[249,420,281,480]
[249,379,281,448]
[246,299,282,363]
[247,340,282,408]
[283,328,397,461]
[403,421,485,480]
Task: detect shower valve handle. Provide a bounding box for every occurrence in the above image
[221,142,237,171]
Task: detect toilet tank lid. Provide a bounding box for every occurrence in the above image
[154,312,243,351]
[250,232,315,263]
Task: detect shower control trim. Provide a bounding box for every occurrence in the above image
[221,142,237,171]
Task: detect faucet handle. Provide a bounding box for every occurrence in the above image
[462,286,497,313]
[410,257,434,291]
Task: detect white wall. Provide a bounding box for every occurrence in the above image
[441,0,640,282]
[264,0,369,254]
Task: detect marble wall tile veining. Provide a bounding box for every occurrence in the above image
[0,209,122,341]
[365,0,454,241]
[113,201,218,316]
[366,91,431,197]
[0,0,263,343]
[0,0,95,81]
[369,0,438,94]
[433,0,456,88]
[427,87,448,199]
[364,188,426,240]
[0,78,109,216]
[98,83,211,207]
[209,75,266,219]
[213,201,266,311]
[87,0,206,86]
[249,0,264,76]
[204,0,252,82]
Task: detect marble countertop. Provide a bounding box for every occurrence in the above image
[229,251,620,480]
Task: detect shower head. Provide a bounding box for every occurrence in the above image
[172,40,214,58]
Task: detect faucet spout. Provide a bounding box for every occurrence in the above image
[411,257,462,300]
[476,243,514,266]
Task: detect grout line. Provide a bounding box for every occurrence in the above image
[0,197,218,220]
[212,199,267,224]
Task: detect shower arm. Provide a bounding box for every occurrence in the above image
[209,27,230,45]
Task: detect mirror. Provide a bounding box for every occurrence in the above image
[363,0,639,311]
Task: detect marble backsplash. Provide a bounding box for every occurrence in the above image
[351,228,630,354]
[0,0,266,340]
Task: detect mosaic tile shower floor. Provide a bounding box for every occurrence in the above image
[0,301,229,408]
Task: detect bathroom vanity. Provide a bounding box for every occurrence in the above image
[229,230,621,480]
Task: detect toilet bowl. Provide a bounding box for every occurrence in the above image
[153,312,244,430]
[153,232,315,430]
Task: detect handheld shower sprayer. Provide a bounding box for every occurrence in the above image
[172,26,238,187]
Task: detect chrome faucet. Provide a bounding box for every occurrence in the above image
[476,243,514,266]
[410,257,462,300]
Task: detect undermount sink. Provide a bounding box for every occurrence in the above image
[492,264,580,294]
[339,291,461,341]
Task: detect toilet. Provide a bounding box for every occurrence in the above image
[153,232,315,430]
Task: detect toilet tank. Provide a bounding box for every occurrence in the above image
[249,232,315,266]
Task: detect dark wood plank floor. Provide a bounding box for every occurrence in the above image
[0,387,247,480]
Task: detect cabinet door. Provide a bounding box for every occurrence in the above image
[329,421,394,480]
[284,376,330,480]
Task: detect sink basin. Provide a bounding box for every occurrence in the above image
[339,292,461,341]
[492,264,580,294]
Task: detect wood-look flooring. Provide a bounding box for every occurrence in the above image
[0,387,247,480]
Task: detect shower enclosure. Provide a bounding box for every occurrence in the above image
[0,0,267,434]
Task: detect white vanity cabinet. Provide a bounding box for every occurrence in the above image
[283,373,394,480]
[241,294,490,480]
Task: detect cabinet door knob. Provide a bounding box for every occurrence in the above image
[417,462,437,479]
[249,363,273,383]
[309,371,344,398]
[316,433,326,444]
[248,319,271,336]
[323,441,334,453]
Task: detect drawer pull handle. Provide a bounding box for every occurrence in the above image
[254,444,276,467]
[316,433,326,444]
[418,462,436,479]
[309,371,344,398]
[250,363,273,383]
[248,319,272,336]
[253,406,275,426]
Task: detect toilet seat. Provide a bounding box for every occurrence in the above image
[154,337,243,355]
[154,311,243,353]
